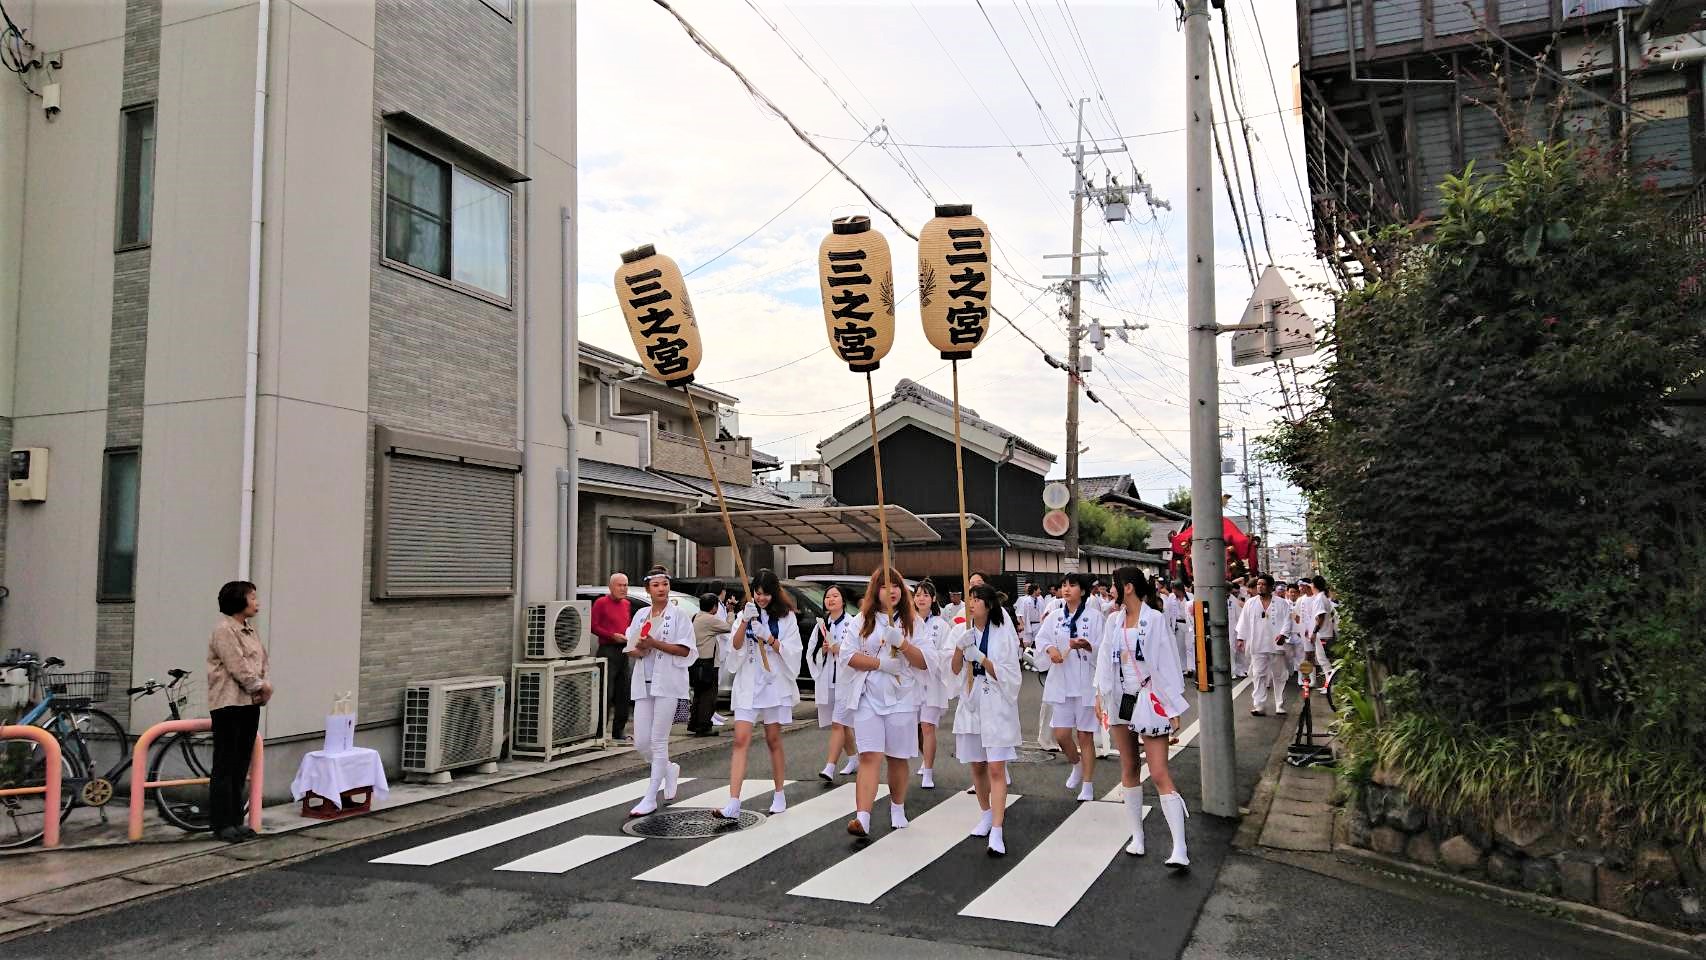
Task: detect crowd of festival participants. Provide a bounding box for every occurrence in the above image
[591,560,1337,872]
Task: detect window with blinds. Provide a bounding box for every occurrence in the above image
[372,427,521,600]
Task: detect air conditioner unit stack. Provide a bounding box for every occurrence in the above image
[401,675,506,782]
[523,600,594,661]
[511,659,606,760]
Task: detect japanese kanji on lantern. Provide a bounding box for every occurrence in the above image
[917,204,992,360]
[615,244,702,387]
[817,216,895,373]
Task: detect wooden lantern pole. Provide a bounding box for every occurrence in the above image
[864,371,893,586]
[953,359,977,694]
[682,385,768,671]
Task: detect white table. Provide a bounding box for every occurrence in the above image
[290,747,389,810]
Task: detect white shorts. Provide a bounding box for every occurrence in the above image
[734,704,793,726]
[851,702,920,759]
[1050,696,1099,733]
[919,704,946,726]
[956,733,1018,764]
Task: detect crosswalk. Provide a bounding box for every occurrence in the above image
[369,677,1256,928]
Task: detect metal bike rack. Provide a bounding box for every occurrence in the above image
[0,724,63,848]
[127,718,263,841]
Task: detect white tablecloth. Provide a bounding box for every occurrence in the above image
[290,747,389,809]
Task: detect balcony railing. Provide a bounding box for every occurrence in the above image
[1675,175,1706,249]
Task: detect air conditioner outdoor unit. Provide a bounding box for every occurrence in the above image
[401,675,506,781]
[511,659,606,760]
[523,600,594,660]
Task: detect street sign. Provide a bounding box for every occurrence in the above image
[1042,509,1070,537]
[1042,482,1070,510]
[1231,265,1325,367]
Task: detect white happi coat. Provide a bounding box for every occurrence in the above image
[1036,600,1103,704]
[948,617,1023,749]
[1095,604,1191,725]
[912,613,955,710]
[727,609,803,711]
[806,612,855,692]
[835,611,916,715]
[1235,594,1293,656]
[624,603,699,701]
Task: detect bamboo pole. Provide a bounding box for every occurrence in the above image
[682,386,766,670]
[953,359,975,695]
[864,371,893,584]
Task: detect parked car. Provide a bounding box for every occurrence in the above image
[573,585,699,624]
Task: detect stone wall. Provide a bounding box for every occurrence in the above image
[1348,766,1704,933]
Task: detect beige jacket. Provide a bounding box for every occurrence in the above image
[207,615,269,711]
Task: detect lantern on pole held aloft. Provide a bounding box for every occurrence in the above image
[615,244,702,387]
[817,216,895,373]
[918,204,992,360]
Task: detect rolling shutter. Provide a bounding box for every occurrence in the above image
[373,426,521,599]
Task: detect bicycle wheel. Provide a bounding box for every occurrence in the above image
[148,730,217,832]
[67,708,129,794]
[0,736,74,848]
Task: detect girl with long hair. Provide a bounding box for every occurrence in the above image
[810,584,860,782]
[1036,572,1106,802]
[716,568,802,818]
[911,579,952,789]
[1096,566,1192,868]
[837,567,925,837]
[948,583,1021,856]
[623,564,698,818]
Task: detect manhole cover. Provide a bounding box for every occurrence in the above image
[622,808,766,838]
[1009,748,1061,764]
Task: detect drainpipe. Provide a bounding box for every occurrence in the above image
[993,435,1015,531]
[516,0,533,631]
[559,206,578,598]
[237,0,270,580]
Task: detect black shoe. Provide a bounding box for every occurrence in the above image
[214,827,244,843]
[234,826,258,840]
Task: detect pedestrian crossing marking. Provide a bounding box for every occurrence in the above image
[633,782,888,887]
[959,800,1147,926]
[494,834,643,875]
[371,777,676,866]
[787,791,1021,904]
[675,780,796,809]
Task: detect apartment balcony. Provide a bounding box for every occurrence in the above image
[651,429,754,486]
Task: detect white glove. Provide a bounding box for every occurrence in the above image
[956,630,977,650]
[964,644,986,665]
[751,618,771,641]
[742,602,759,622]
[877,656,905,676]
[885,626,905,651]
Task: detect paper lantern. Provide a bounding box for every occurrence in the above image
[918,204,992,360]
[817,216,896,373]
[615,244,702,387]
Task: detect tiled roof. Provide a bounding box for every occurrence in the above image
[818,378,1056,461]
[1078,474,1130,501]
[657,471,797,508]
[577,460,704,498]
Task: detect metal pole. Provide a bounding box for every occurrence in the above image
[1185,0,1238,818]
[560,207,579,599]
[1240,426,1254,534]
[1063,97,1088,570]
[1256,459,1270,573]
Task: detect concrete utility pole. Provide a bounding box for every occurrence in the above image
[1255,459,1270,572]
[1184,0,1239,818]
[1240,426,1254,533]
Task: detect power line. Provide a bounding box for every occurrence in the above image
[1238,0,1309,226]
[803,108,1291,150]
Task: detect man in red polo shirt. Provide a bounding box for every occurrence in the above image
[591,573,634,740]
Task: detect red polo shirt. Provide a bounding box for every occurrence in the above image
[591,594,632,647]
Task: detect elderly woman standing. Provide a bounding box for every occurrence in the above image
[207,580,271,842]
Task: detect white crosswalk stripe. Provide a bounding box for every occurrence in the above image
[675,779,796,809]
[788,791,1021,904]
[494,834,643,875]
[634,782,885,887]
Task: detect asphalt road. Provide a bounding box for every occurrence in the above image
[5,674,1676,960]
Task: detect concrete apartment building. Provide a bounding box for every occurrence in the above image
[0,0,579,787]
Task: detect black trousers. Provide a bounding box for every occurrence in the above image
[687,661,719,733]
[599,644,632,738]
[209,704,260,832]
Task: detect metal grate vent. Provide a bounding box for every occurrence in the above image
[550,668,598,745]
[514,670,543,749]
[401,687,430,769]
[622,809,765,838]
[438,685,500,768]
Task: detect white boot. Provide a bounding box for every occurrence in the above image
[1123,784,1145,856]
[768,790,787,814]
[1160,791,1190,869]
[631,780,660,818]
[920,768,935,789]
[970,808,994,838]
[987,825,1006,858]
[716,796,742,820]
[663,762,681,801]
[840,757,860,776]
[820,762,837,782]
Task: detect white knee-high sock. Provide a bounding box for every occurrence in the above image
[1123,785,1145,856]
[1160,791,1189,867]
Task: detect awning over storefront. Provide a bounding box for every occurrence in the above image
[633,505,941,551]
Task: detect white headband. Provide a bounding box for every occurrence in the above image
[643,572,669,583]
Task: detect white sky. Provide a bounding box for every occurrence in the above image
[576,0,1319,540]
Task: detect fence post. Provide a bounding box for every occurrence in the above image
[0,724,62,848]
[128,718,211,841]
[247,732,263,834]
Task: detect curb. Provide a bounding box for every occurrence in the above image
[0,719,812,943]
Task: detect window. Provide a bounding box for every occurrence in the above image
[117,105,156,248]
[372,427,521,600]
[98,449,140,601]
[384,137,512,300]
[607,531,651,583]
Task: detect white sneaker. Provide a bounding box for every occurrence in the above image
[768,791,787,815]
[663,762,681,801]
[987,826,1006,858]
[970,809,994,838]
[630,795,658,818]
[1077,782,1095,803]
[920,768,935,789]
[819,763,836,783]
[715,796,742,820]
[1065,767,1083,791]
[840,757,860,776]
[890,802,909,829]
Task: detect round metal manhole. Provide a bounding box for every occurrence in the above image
[622,808,766,839]
[1009,748,1061,764]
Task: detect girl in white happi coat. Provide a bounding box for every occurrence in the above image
[810,584,860,782]
[1096,566,1192,868]
[1283,585,1308,679]
[910,580,953,790]
[1036,572,1105,802]
[623,565,698,818]
[837,567,927,837]
[948,583,1021,857]
[1165,583,1195,677]
[716,568,803,819]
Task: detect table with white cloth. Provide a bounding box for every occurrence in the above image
[290,747,389,816]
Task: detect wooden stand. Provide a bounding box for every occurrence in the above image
[299,787,374,820]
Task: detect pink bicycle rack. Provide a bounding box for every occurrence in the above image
[128,718,262,841]
[0,724,62,848]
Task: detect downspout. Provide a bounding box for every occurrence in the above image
[559,206,578,598]
[994,435,1015,574]
[237,0,270,580]
[517,0,533,637]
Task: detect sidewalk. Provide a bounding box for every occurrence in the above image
[0,721,804,941]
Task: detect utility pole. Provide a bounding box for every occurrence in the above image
[1256,460,1271,573]
[1240,426,1254,534]
[1184,0,1238,818]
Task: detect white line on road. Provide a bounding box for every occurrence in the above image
[787,791,1021,904]
[370,777,678,866]
[493,834,643,875]
[635,782,886,887]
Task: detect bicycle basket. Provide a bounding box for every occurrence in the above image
[43,670,111,701]
[169,676,208,720]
